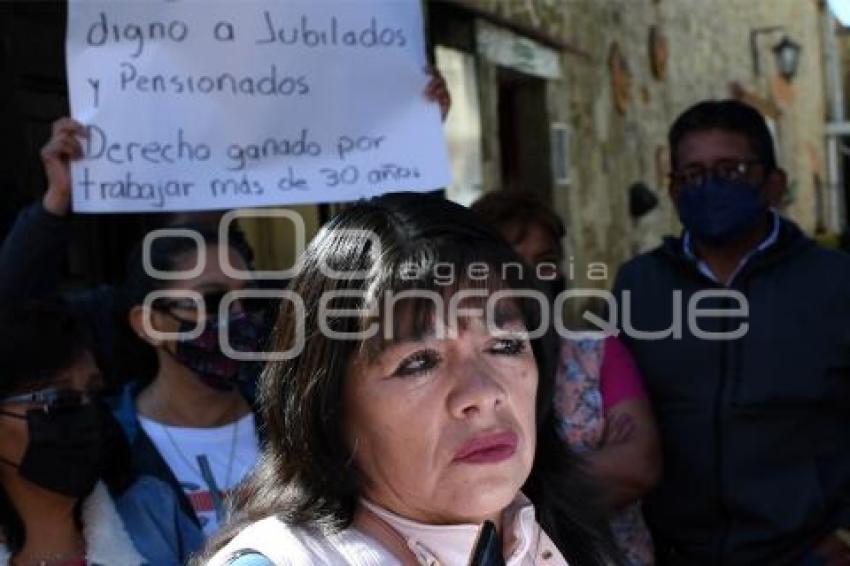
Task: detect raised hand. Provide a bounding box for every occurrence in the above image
[424,66,451,122]
[40,118,86,216]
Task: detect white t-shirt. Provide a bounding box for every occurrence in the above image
[139,412,260,537]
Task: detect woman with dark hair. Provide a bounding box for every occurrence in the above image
[0,300,145,565]
[472,190,660,566]
[200,192,620,565]
[110,225,266,564]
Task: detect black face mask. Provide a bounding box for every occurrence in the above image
[0,403,106,498]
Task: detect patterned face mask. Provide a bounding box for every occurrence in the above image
[166,311,262,392]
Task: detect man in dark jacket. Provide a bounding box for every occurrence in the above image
[614,100,850,565]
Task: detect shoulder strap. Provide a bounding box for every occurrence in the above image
[131,424,200,527]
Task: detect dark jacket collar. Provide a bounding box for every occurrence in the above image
[655,215,813,286]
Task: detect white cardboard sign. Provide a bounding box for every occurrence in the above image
[66,0,451,213]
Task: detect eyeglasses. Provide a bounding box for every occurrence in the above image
[670,159,765,188]
[0,387,98,414]
[154,290,229,315]
[153,290,266,315]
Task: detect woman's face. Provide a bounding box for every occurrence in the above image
[0,351,100,477]
[343,310,538,525]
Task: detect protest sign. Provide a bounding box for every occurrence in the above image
[66,0,451,213]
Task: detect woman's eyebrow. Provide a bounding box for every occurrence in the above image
[386,327,438,346]
[366,326,437,359]
[491,306,524,328]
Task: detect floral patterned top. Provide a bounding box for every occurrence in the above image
[554,336,655,566]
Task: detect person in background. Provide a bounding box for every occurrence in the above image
[614,99,850,565]
[473,190,660,565]
[0,300,146,565]
[0,118,261,390]
[109,226,264,564]
[0,122,270,565]
[198,192,620,565]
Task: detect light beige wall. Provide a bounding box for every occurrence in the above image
[239,205,320,273]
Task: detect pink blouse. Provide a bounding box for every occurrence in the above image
[600,335,647,411]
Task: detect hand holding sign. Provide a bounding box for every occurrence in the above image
[41,118,86,217]
[425,66,451,122]
[66,0,451,214]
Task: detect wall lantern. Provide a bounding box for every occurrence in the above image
[771,35,802,81]
[750,26,802,82]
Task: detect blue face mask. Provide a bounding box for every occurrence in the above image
[676,177,767,246]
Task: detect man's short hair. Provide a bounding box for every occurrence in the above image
[668,100,777,171]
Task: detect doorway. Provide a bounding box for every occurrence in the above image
[497,67,552,200]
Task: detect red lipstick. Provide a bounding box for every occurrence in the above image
[453,431,518,464]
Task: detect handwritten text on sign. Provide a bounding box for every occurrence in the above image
[66,0,451,213]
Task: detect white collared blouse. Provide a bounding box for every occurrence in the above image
[206,493,569,566]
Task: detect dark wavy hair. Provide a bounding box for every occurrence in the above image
[199,192,620,564]
[471,190,565,258]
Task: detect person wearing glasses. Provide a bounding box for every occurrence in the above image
[0,122,270,564]
[613,100,850,565]
[107,224,265,565]
[0,72,450,566]
[0,117,261,392]
[0,300,148,565]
